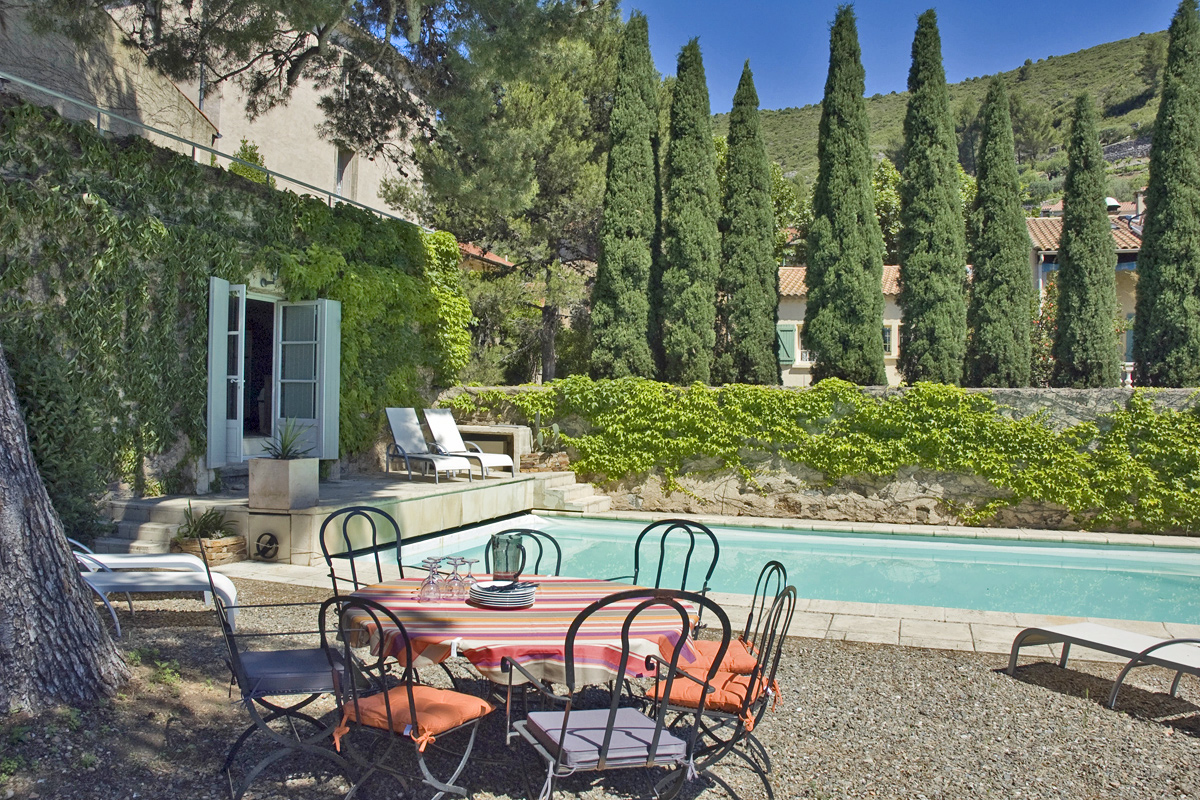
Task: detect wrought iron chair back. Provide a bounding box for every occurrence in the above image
[318,505,405,595]
[628,519,720,594]
[743,560,787,648]
[483,528,563,576]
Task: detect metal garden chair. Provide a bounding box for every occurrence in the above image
[319,596,495,800]
[502,588,732,800]
[319,505,406,596]
[198,545,353,800]
[610,519,720,626]
[690,560,787,675]
[482,528,564,576]
[649,584,797,800]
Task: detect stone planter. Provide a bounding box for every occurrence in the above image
[249,457,319,510]
[172,535,248,566]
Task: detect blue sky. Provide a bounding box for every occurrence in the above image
[624,0,1180,113]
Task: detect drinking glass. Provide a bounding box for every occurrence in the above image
[418,557,443,602]
[444,557,467,600]
[461,558,479,594]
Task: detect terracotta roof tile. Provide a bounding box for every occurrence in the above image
[779,265,902,298]
[1026,216,1141,252]
[458,241,514,268]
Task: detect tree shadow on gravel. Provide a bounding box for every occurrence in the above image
[1004,662,1200,736]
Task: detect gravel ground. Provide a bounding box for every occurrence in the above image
[3,577,1199,800]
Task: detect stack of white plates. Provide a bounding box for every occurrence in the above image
[470,580,537,608]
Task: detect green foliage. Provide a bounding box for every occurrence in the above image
[1135,0,1200,387]
[1052,94,1122,387]
[804,7,886,386]
[716,62,778,386]
[872,158,902,264]
[1030,274,1058,387]
[175,502,237,540]
[965,78,1034,387]
[0,99,470,532]
[226,138,276,188]
[714,30,1167,182]
[658,39,721,384]
[592,12,658,379]
[897,11,968,386]
[262,418,314,459]
[447,375,1200,532]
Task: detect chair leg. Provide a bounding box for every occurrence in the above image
[416,718,481,800]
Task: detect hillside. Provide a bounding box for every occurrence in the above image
[715,30,1166,184]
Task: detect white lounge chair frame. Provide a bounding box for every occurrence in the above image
[1008,621,1200,709]
[384,407,473,484]
[70,538,207,574]
[80,563,238,637]
[423,408,515,478]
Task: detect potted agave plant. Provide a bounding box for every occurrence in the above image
[171,502,246,565]
[248,418,319,510]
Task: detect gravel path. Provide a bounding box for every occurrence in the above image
[4,578,1198,800]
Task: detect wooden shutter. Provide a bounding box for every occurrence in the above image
[206,277,229,468]
[776,324,796,366]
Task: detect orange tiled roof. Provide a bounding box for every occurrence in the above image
[779,265,901,298]
[458,242,514,268]
[1026,216,1141,252]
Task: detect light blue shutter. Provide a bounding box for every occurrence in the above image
[206,277,229,468]
[317,299,341,460]
[777,324,796,365]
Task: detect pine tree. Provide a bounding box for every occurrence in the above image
[658,39,721,384]
[1134,0,1200,387]
[897,10,967,385]
[716,62,779,385]
[964,77,1033,387]
[1052,94,1121,387]
[591,12,658,378]
[804,6,886,385]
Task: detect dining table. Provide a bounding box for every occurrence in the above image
[345,575,699,686]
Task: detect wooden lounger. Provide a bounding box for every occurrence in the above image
[1008,621,1200,709]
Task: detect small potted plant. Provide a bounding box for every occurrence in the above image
[171,502,246,565]
[248,418,319,510]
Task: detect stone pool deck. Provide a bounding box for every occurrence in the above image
[216,505,1200,665]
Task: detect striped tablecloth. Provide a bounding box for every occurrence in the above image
[347,576,697,685]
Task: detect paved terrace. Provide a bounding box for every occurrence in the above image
[215,510,1200,663]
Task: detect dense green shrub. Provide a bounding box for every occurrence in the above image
[0,99,470,535]
[447,375,1200,532]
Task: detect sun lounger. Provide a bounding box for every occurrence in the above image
[82,569,238,638]
[384,407,474,483]
[70,538,207,574]
[1007,621,1200,709]
[423,408,515,478]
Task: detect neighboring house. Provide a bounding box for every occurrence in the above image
[1026,215,1140,377]
[776,265,904,387]
[459,242,516,272]
[0,6,422,218]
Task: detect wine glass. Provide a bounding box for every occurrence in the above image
[461,558,479,594]
[444,557,467,600]
[418,557,443,602]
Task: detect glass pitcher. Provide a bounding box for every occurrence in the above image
[490,533,526,582]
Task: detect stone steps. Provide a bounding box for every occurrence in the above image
[534,472,611,513]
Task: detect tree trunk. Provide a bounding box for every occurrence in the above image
[541,302,559,383]
[0,345,129,712]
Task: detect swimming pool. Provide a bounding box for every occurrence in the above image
[427,516,1200,624]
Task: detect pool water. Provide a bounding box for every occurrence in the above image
[436,517,1200,624]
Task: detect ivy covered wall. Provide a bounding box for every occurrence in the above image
[0,97,470,536]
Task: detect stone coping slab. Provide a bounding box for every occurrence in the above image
[535,509,1200,549]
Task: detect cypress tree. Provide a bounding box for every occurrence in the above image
[897,10,967,385]
[804,6,887,385]
[717,62,779,385]
[1134,0,1200,386]
[964,77,1033,387]
[591,12,658,378]
[658,39,721,384]
[1052,94,1121,387]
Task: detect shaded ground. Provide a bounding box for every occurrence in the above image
[2,578,1199,799]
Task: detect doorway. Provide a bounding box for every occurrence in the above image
[243,299,275,439]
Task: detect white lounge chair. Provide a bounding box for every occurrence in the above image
[1008,621,1200,709]
[384,407,474,484]
[69,538,207,574]
[424,408,516,478]
[81,568,238,638]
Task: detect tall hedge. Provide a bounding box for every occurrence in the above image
[1134,0,1200,387]
[591,12,658,379]
[716,62,779,385]
[897,10,967,385]
[964,78,1033,387]
[1052,94,1121,388]
[658,39,721,385]
[804,6,886,385]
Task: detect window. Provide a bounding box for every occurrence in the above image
[335,148,356,198]
[882,325,894,356]
[776,324,796,366]
[1125,313,1135,362]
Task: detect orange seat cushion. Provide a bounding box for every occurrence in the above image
[653,670,768,715]
[690,639,758,674]
[334,685,494,751]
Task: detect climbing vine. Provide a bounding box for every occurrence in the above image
[445,376,1200,532]
[0,97,471,536]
